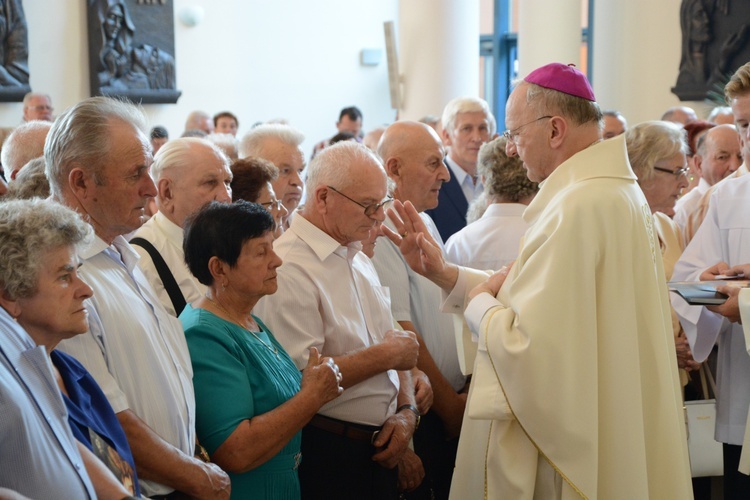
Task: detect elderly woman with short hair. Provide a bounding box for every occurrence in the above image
[0,198,139,498]
[231,157,289,238]
[180,200,342,499]
[625,120,699,375]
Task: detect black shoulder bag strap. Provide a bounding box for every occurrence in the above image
[130,237,187,316]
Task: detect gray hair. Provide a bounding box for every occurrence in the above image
[441,97,491,134]
[478,136,538,202]
[238,123,305,159]
[625,120,689,182]
[184,110,211,131]
[206,133,238,160]
[45,97,149,199]
[707,106,732,122]
[0,198,92,299]
[305,141,384,196]
[2,120,52,178]
[524,82,603,127]
[23,92,51,107]
[6,158,50,200]
[151,137,229,182]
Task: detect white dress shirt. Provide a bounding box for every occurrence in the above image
[445,202,528,270]
[372,212,466,391]
[132,211,206,316]
[57,235,196,497]
[446,156,483,204]
[672,173,750,445]
[255,214,399,426]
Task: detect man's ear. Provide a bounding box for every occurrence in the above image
[692,155,704,177]
[384,157,402,179]
[441,127,453,147]
[68,166,93,200]
[157,178,175,213]
[548,117,568,149]
[313,185,330,214]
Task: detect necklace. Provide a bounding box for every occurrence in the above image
[204,295,279,359]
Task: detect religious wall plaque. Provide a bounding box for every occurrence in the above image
[87,0,181,103]
[673,0,750,101]
[0,0,31,102]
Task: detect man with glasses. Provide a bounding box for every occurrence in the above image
[425,97,493,242]
[22,92,53,122]
[385,63,692,498]
[255,141,420,500]
[132,137,232,316]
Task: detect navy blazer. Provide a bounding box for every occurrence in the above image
[425,159,469,242]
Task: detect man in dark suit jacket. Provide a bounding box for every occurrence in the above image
[425,96,493,242]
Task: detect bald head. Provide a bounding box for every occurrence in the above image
[661,106,698,125]
[2,121,52,180]
[378,121,448,212]
[695,124,742,185]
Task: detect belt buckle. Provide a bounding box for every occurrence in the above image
[370,430,380,445]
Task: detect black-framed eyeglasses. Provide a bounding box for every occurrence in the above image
[502,116,553,143]
[260,199,283,211]
[653,166,689,178]
[327,185,392,216]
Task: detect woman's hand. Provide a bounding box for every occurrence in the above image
[300,347,343,406]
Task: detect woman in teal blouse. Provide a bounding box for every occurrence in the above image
[181,201,343,499]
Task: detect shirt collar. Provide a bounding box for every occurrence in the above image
[288,213,362,262]
[445,156,469,185]
[482,202,528,218]
[79,233,141,273]
[152,211,185,246]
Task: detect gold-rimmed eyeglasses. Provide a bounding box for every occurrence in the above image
[502,116,553,143]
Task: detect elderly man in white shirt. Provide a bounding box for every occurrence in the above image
[131,137,232,316]
[46,97,230,499]
[255,141,420,499]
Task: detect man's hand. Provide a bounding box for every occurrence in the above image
[382,200,459,291]
[372,411,417,469]
[699,262,731,281]
[468,264,513,301]
[412,369,433,415]
[186,460,231,499]
[381,329,420,371]
[708,285,742,323]
[675,331,701,371]
[397,448,425,492]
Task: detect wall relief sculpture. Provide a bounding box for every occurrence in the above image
[0,0,31,102]
[673,0,750,101]
[87,0,181,103]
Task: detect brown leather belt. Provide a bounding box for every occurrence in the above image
[309,414,381,444]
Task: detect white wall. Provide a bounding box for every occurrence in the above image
[592,0,706,125]
[7,0,398,156]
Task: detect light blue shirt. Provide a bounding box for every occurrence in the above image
[0,307,96,498]
[445,156,483,205]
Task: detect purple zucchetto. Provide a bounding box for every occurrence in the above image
[524,63,596,102]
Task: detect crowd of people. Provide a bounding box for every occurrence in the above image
[2,59,750,500]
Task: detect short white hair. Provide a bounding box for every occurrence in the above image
[151,137,229,182]
[238,124,304,159]
[305,141,384,196]
[441,96,491,134]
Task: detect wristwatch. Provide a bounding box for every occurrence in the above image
[397,404,421,430]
